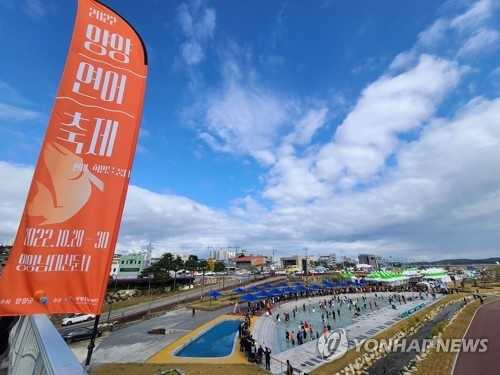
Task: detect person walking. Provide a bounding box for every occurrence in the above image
[286,359,294,375]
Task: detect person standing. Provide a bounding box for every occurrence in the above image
[265,347,271,370]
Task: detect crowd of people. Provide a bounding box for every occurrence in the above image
[238,286,447,373]
[239,313,272,370]
[277,292,430,349]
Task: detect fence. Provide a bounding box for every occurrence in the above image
[8,315,86,375]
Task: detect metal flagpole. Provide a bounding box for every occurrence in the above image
[85,314,101,367]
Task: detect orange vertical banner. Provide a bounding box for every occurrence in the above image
[0,0,147,316]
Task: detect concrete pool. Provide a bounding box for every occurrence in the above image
[175,319,241,358]
[148,315,248,364]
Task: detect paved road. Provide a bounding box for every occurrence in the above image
[59,275,284,333]
[453,300,500,375]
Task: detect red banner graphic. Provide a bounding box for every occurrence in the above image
[0,0,147,315]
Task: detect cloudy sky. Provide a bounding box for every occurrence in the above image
[1,0,499,261]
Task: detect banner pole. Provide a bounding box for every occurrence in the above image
[85,314,101,367]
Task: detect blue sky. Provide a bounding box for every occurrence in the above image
[1,0,500,260]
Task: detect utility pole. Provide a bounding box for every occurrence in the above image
[147,275,153,315]
[304,247,309,284]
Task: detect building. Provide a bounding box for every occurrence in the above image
[208,247,239,263]
[117,253,146,279]
[318,254,336,268]
[0,245,12,276]
[234,255,266,270]
[281,255,313,272]
[109,253,121,278]
[358,254,379,269]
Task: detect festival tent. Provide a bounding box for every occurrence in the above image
[340,271,355,279]
[240,293,257,302]
[254,291,271,300]
[365,271,409,285]
[422,268,451,283]
[309,283,323,290]
[322,280,335,288]
[295,284,307,292]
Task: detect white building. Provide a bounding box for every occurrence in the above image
[208,247,238,263]
[117,253,146,279]
[318,254,336,268]
[109,253,121,278]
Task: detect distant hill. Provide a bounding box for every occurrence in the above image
[409,257,500,266]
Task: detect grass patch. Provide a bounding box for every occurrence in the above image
[103,287,201,311]
[188,295,238,311]
[429,320,448,338]
[188,299,234,311]
[311,295,461,375]
[91,363,266,375]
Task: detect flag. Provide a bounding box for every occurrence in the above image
[0,0,148,316]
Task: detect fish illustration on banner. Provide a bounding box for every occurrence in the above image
[0,0,148,316]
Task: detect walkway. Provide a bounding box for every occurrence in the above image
[453,300,500,375]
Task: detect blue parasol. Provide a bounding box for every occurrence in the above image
[207,290,222,299]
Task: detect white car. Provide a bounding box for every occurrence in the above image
[61,314,95,326]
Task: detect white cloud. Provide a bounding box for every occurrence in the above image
[389,50,417,71]
[0,102,41,122]
[0,80,41,121]
[417,19,449,48]
[0,162,32,243]
[201,65,296,164]
[316,55,461,184]
[450,0,494,32]
[3,0,500,261]
[263,146,329,204]
[3,91,500,261]
[285,107,328,146]
[457,28,500,57]
[177,1,216,66]
[22,0,46,19]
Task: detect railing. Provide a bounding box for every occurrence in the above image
[8,315,86,375]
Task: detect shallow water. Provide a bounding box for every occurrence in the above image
[274,293,419,353]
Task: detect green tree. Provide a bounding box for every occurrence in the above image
[140,252,176,283]
[198,260,208,272]
[172,255,184,290]
[214,261,225,273]
[185,255,199,273]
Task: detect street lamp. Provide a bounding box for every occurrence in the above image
[147,274,153,315]
[106,275,118,323]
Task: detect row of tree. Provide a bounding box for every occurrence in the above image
[139,253,226,283]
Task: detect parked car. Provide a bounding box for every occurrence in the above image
[62,327,102,343]
[61,313,95,326]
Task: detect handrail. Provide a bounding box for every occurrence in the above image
[9,315,86,375]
